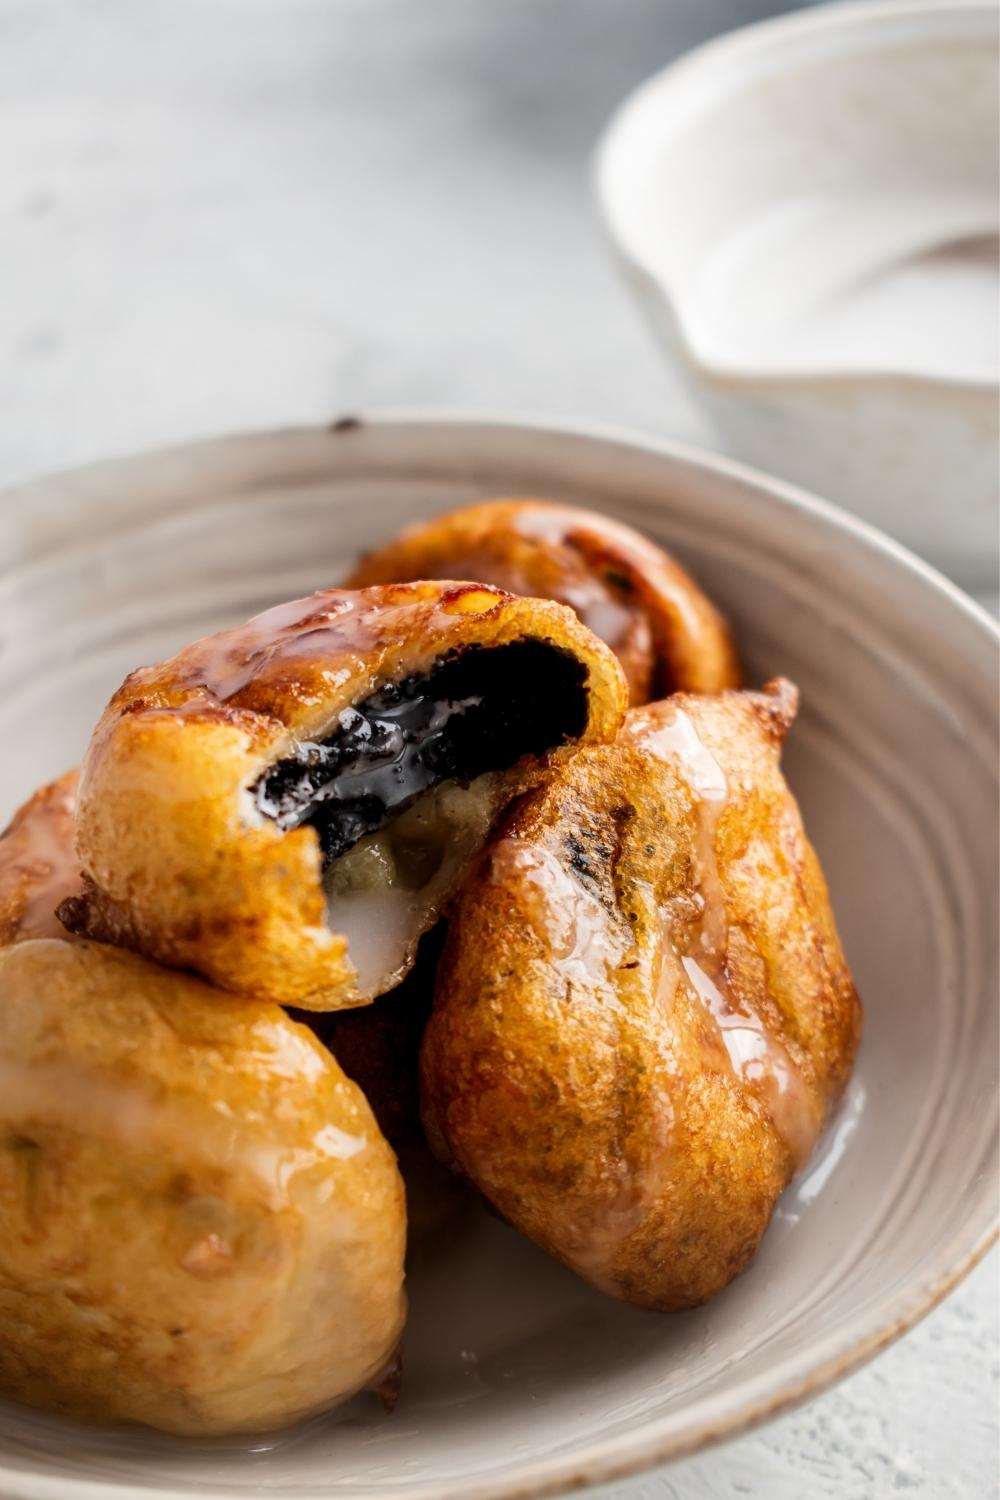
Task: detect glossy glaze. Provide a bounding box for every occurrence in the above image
[112,583,509,724]
[487,839,629,1001]
[623,696,818,1166]
[345,499,741,703]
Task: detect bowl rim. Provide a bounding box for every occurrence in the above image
[4,407,998,642]
[0,409,996,1500]
[593,0,1000,396]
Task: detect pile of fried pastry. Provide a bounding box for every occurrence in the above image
[0,498,861,1436]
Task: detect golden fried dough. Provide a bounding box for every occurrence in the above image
[0,770,81,946]
[63,582,627,1009]
[345,498,741,703]
[0,939,406,1434]
[421,681,861,1310]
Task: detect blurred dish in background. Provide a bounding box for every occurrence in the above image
[595,0,1000,588]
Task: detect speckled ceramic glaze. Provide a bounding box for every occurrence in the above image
[595,0,1000,586]
[0,416,996,1499]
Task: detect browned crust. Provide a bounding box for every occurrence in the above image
[0,770,82,946]
[345,499,741,703]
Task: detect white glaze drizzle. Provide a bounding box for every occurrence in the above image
[488,839,629,1000]
[624,705,729,957]
[681,956,817,1169]
[0,1057,366,1211]
[625,702,817,1167]
[146,585,505,707]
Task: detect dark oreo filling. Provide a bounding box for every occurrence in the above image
[253,640,589,867]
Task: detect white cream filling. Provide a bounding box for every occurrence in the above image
[324,775,501,999]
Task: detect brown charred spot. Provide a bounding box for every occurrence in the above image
[55,893,87,935]
[603,567,636,596]
[5,1134,40,1153]
[374,1349,402,1412]
[565,834,597,881]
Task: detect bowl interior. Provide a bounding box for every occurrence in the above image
[597,1,1000,383]
[0,420,996,1499]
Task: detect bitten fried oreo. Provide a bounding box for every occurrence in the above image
[63,582,627,1008]
[345,498,741,704]
[421,682,861,1310]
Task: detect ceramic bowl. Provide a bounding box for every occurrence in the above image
[0,415,996,1499]
[594,0,1000,587]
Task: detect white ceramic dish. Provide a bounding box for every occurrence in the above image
[595,0,1000,587]
[0,414,996,1499]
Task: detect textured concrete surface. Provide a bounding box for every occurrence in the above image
[1,2,997,1495]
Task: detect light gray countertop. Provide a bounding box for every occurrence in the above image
[1,2,996,1496]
